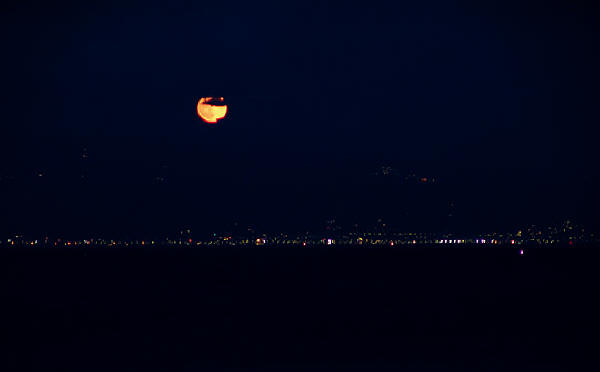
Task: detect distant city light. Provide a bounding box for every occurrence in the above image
[1,219,592,248]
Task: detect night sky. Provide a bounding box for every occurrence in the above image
[2,0,599,238]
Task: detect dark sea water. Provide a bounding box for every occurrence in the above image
[2,246,599,371]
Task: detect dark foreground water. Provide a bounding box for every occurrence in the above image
[2,246,599,371]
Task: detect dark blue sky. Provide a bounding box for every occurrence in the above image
[2,0,599,237]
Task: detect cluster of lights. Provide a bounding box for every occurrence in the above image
[2,222,593,248]
[436,239,466,244]
[0,237,529,246]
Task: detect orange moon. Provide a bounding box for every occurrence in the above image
[197,97,227,123]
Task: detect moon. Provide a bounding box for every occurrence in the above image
[197,97,228,124]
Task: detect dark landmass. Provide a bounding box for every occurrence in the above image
[3,246,599,371]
